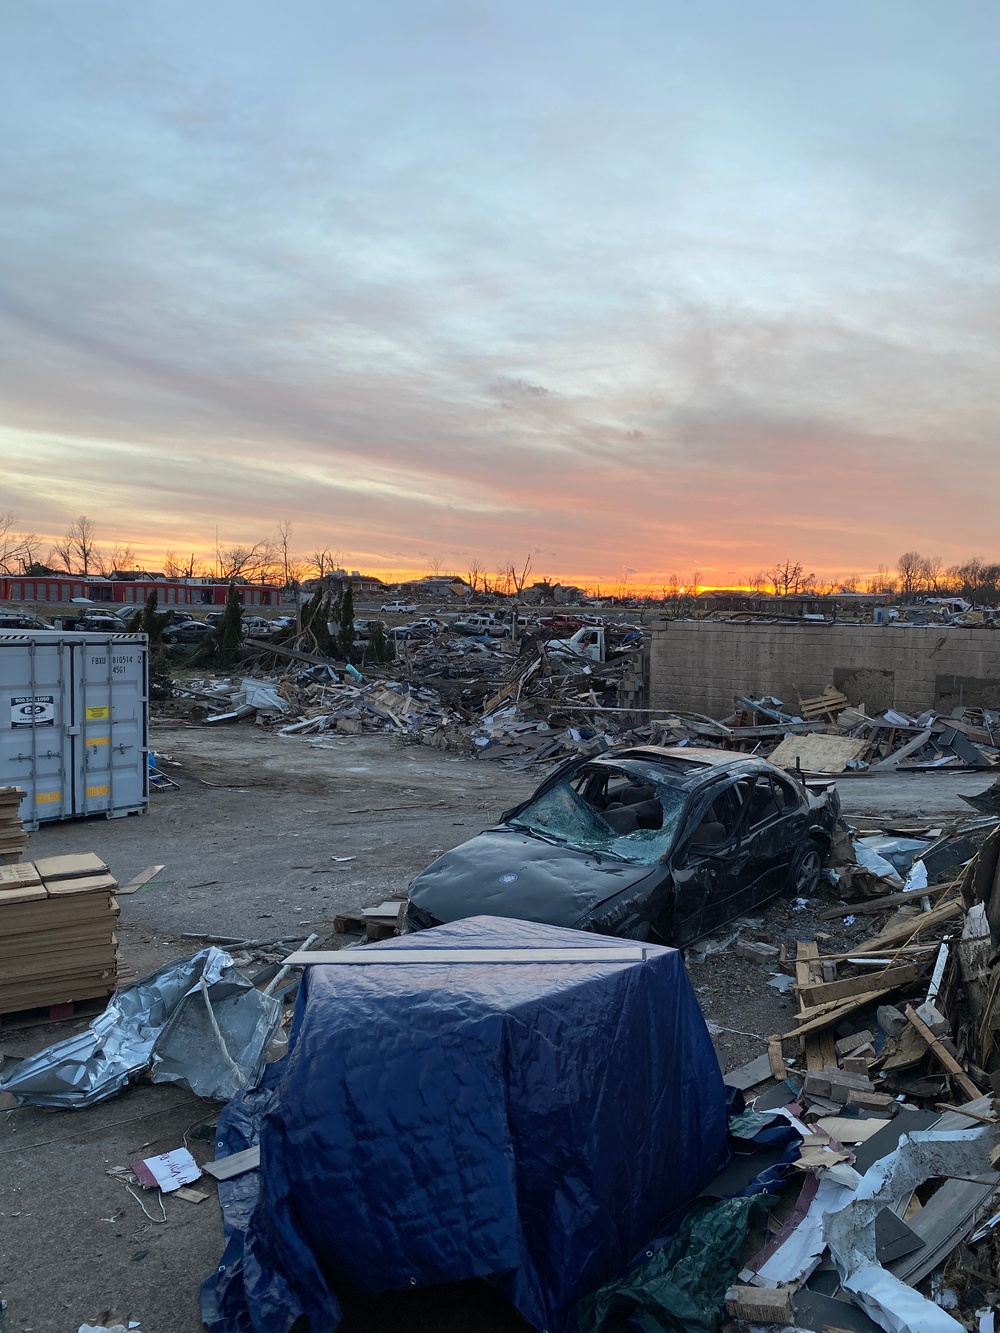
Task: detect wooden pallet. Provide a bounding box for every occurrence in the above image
[0,993,111,1031]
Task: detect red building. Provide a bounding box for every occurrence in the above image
[0,573,282,609]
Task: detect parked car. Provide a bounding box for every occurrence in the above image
[380,601,417,614]
[243,616,273,637]
[403,746,840,946]
[163,619,213,645]
[75,613,131,634]
[0,610,52,631]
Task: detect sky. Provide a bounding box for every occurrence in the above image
[1,1,999,589]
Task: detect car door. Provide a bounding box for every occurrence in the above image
[668,780,747,943]
[732,776,791,909]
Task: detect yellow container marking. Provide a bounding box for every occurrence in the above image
[88,735,110,746]
[36,791,61,804]
[86,784,110,798]
[86,705,110,720]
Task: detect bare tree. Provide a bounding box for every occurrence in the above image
[896,552,924,602]
[765,560,814,597]
[428,556,444,576]
[840,574,861,593]
[866,563,897,595]
[52,515,99,575]
[919,554,944,594]
[505,554,533,597]
[950,558,1000,605]
[466,557,485,594]
[309,548,343,581]
[163,551,202,579]
[745,571,767,593]
[0,512,39,575]
[276,520,296,587]
[93,542,137,576]
[215,539,278,583]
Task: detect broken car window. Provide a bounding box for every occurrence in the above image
[508,768,687,865]
[688,783,745,851]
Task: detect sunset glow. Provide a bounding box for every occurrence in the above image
[2,4,999,590]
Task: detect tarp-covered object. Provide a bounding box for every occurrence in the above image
[202,916,727,1333]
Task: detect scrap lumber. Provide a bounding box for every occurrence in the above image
[795,941,835,1068]
[724,1053,774,1091]
[797,685,849,719]
[768,732,867,774]
[848,895,964,955]
[816,879,956,919]
[904,1004,982,1102]
[795,963,922,1011]
[202,1146,261,1180]
[116,865,166,896]
[784,990,908,1041]
[767,1034,785,1081]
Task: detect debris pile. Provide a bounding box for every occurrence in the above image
[708,820,1000,1332]
[167,616,649,765]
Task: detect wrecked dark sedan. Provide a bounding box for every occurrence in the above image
[403,746,841,945]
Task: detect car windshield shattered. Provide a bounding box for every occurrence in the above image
[508,761,688,865]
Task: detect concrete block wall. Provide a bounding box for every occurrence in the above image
[648,621,1000,717]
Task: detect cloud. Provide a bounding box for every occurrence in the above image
[0,1,999,584]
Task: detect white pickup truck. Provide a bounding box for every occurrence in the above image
[380,600,417,614]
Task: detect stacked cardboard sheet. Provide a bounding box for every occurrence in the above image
[0,787,28,863]
[0,853,118,1015]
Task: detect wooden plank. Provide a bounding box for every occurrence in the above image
[767,1035,785,1081]
[904,1004,982,1101]
[283,945,649,966]
[848,897,964,955]
[723,1053,774,1091]
[116,865,166,896]
[784,989,898,1040]
[796,964,922,1010]
[202,1146,261,1180]
[811,1029,837,1071]
[795,941,828,1069]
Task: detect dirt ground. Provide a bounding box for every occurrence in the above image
[0,726,985,1333]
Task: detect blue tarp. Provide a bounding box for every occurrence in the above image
[201,916,727,1333]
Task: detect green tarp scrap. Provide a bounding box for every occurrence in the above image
[576,1193,775,1333]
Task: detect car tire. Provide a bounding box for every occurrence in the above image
[788,840,823,897]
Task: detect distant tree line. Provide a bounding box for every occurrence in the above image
[3,510,1000,607]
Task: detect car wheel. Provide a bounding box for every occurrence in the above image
[789,840,823,896]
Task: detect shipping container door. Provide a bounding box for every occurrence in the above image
[0,636,74,825]
[77,636,147,815]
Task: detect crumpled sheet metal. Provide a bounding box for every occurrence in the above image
[825,1127,997,1333]
[0,948,281,1109]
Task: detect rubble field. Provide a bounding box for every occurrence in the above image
[0,724,996,1333]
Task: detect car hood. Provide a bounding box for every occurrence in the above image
[408,828,655,928]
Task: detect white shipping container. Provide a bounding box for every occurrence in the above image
[0,631,149,829]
